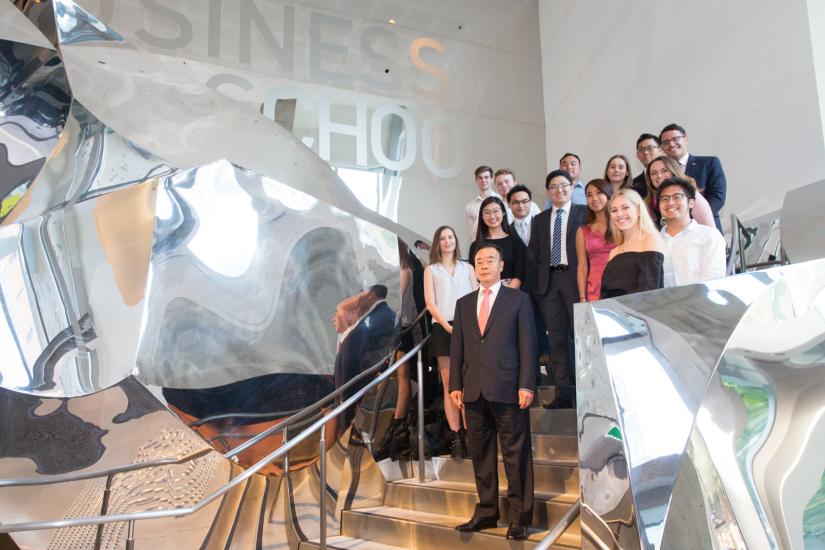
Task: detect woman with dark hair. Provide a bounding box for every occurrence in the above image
[468,196,526,288]
[575,179,616,302]
[423,225,477,457]
[645,156,714,229]
[604,154,634,195]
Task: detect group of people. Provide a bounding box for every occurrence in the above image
[425,123,727,539]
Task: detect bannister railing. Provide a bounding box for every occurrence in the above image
[533,497,580,550]
[0,336,431,550]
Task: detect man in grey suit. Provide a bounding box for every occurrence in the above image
[529,170,587,408]
[449,243,537,541]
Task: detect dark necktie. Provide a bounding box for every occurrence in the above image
[551,209,563,266]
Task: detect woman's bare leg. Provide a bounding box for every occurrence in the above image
[394,353,411,419]
[438,356,461,432]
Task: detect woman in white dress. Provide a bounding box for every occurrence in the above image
[423,225,478,458]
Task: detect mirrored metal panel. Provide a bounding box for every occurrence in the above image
[577,260,825,549]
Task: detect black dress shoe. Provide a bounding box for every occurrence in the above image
[506,523,529,540]
[455,515,499,532]
[542,396,573,409]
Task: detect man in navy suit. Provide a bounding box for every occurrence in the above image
[660,123,727,232]
[449,243,537,540]
[528,170,587,408]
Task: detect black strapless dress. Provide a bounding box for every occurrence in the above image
[599,251,664,299]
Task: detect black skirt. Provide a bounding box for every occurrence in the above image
[429,322,453,358]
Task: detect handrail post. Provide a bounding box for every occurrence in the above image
[93,473,113,550]
[416,348,426,483]
[319,420,327,550]
[125,520,135,550]
[282,429,290,475]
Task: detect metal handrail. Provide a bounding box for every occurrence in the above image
[534,498,581,550]
[726,213,740,276]
[0,309,427,494]
[0,337,430,536]
[0,448,211,488]
[225,307,428,459]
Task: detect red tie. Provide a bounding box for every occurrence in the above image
[478,288,491,334]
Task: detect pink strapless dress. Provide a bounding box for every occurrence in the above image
[583,225,615,301]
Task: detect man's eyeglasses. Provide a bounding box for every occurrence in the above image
[548,182,572,191]
[659,192,687,203]
[509,199,531,206]
[660,135,685,147]
[637,145,659,153]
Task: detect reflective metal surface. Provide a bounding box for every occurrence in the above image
[577,259,825,549]
[781,179,825,264]
[1,1,427,546]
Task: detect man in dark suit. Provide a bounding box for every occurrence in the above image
[660,123,727,232]
[528,170,587,409]
[449,243,537,540]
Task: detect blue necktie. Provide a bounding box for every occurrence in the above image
[551,209,563,266]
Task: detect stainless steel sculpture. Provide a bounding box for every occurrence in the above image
[576,260,825,549]
[0,1,425,547]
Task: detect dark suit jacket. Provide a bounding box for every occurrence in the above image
[449,286,537,404]
[631,173,648,199]
[685,154,726,230]
[334,301,397,400]
[527,204,587,296]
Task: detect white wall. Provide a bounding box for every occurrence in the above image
[539,0,825,226]
[81,0,547,247]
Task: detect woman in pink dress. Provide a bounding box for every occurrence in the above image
[576,179,616,302]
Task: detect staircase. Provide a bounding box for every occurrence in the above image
[301,394,581,549]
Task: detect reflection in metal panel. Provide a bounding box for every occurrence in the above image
[577,260,825,549]
[0,2,425,546]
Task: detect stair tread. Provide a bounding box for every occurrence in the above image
[389,478,578,502]
[305,535,407,550]
[346,506,579,545]
[430,456,578,468]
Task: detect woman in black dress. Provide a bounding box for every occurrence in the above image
[468,196,526,288]
[600,188,665,298]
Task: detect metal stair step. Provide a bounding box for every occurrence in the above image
[385,478,579,532]
[301,535,407,550]
[509,433,578,461]
[430,456,579,495]
[341,506,580,549]
[529,407,577,435]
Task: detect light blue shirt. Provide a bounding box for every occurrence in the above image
[544,180,586,210]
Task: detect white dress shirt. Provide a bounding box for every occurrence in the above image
[549,201,572,266]
[465,191,502,239]
[513,216,532,245]
[476,280,502,318]
[661,220,726,287]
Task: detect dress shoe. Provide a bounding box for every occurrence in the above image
[506,523,529,540]
[455,515,499,532]
[541,396,573,409]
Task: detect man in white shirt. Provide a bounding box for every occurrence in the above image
[658,178,726,287]
[465,165,500,240]
[544,153,586,209]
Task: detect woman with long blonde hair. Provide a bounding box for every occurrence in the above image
[599,189,664,298]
